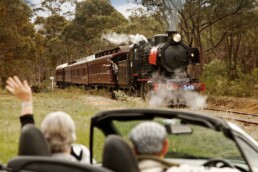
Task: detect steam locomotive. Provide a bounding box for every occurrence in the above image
[55,31,205,102]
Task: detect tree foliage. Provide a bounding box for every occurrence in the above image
[0,0,35,85]
[134,0,258,77]
[63,0,128,57]
[115,8,166,37]
[1,0,257,95]
[38,0,77,18]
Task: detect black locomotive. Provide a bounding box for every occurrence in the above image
[55,31,205,101]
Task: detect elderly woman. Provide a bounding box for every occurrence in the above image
[41,111,77,161]
[6,76,90,162]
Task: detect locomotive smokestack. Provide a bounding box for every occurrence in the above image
[154,34,168,46]
[167,31,181,43]
[167,31,178,37]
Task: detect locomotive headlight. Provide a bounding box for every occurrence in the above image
[191,53,194,57]
[172,33,181,42]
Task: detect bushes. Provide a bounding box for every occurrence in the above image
[201,60,258,98]
[31,80,54,93]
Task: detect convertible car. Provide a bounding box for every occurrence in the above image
[1,109,258,172]
[89,109,258,172]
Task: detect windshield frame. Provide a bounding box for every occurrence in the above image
[89,109,256,170]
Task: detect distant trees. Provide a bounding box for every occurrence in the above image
[133,0,258,78]
[33,15,69,83]
[115,8,166,37]
[37,0,77,18]
[2,0,256,94]
[0,0,36,86]
[62,0,128,58]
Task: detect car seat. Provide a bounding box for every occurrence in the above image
[102,135,140,172]
[7,156,112,172]
[19,124,51,156]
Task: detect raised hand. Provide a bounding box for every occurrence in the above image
[6,76,32,102]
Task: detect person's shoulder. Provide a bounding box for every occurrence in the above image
[52,152,77,162]
[138,155,178,167]
[72,144,95,164]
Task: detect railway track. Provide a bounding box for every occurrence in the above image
[204,108,258,126]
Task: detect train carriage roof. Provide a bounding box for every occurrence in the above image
[68,55,96,67]
[57,46,130,69]
[55,63,68,70]
[95,46,130,58]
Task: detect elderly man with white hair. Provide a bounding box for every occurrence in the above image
[129,121,178,172]
[6,76,91,163]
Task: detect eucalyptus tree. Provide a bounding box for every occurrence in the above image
[37,0,77,19]
[33,14,70,75]
[62,0,128,58]
[132,0,257,73]
[115,7,167,37]
[0,0,36,86]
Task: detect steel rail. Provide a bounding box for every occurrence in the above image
[204,108,258,118]
[203,108,258,126]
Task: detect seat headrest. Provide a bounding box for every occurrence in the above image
[19,124,51,156]
[102,135,140,172]
[7,156,112,172]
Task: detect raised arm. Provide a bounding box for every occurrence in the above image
[6,76,33,117]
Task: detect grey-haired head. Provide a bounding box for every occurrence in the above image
[129,121,168,155]
[41,111,76,153]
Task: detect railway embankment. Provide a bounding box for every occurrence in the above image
[207,96,258,114]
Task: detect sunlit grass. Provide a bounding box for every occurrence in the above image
[0,88,147,163]
[112,120,243,162]
[0,88,257,164]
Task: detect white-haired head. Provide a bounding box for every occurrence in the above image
[129,121,168,155]
[41,111,76,153]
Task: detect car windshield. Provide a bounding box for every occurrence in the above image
[111,118,245,162]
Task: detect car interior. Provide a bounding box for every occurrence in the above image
[90,109,257,172]
[2,123,112,172]
[0,109,257,172]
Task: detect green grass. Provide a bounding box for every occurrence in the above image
[0,88,257,164]
[0,88,147,163]
[112,120,243,162]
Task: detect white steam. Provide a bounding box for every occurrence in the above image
[102,32,148,45]
[182,91,207,109]
[148,71,207,109]
[163,0,185,31]
[148,89,207,109]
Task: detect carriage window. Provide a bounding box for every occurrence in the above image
[92,66,101,73]
[82,68,86,75]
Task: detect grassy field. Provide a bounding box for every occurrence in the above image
[0,88,147,163]
[0,88,257,164]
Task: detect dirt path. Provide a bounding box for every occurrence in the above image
[81,92,258,115]
[207,96,258,114]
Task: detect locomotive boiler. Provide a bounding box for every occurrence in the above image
[55,31,205,103]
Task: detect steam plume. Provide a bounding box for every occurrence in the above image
[163,0,185,31]
[148,71,207,109]
[102,32,148,45]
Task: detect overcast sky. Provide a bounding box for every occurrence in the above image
[28,0,143,19]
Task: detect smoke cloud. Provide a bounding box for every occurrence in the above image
[102,32,148,45]
[148,71,207,109]
[163,0,185,31]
